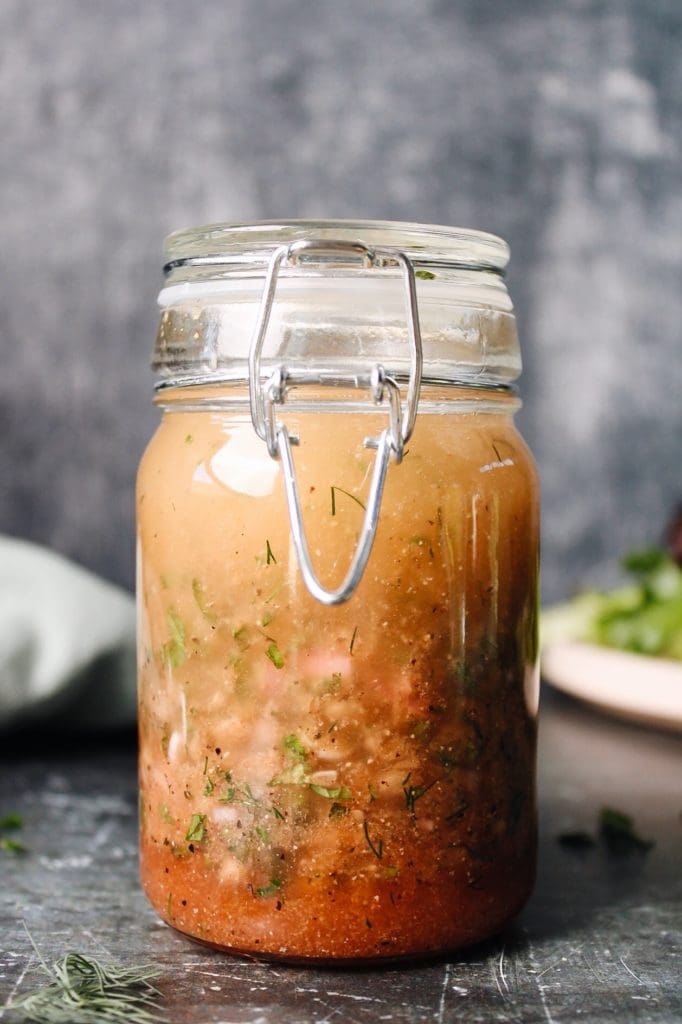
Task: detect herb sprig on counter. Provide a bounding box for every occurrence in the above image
[5,926,165,1023]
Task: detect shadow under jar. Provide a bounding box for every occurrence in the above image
[137,220,540,963]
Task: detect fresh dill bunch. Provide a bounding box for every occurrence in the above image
[4,930,165,1024]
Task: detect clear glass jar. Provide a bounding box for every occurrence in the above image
[137,221,539,962]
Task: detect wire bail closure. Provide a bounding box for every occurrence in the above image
[248,238,423,605]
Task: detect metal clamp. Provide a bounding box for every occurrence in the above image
[248,238,423,605]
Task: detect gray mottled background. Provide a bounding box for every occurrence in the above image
[1,0,681,602]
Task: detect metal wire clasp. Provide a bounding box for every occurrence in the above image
[248,238,423,605]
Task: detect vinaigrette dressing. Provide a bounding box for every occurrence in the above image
[137,391,538,960]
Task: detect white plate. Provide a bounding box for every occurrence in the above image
[541,642,682,733]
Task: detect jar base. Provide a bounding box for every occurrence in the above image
[153,876,535,967]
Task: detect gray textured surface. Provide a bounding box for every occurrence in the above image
[1,689,681,1022]
[1,0,682,601]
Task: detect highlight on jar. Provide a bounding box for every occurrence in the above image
[136,221,540,963]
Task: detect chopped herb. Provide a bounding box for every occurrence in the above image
[5,935,165,1024]
[272,806,286,821]
[254,826,271,845]
[383,866,400,879]
[203,778,214,796]
[283,734,307,760]
[265,539,277,565]
[261,610,274,627]
[241,782,258,807]
[232,624,250,651]
[599,807,654,854]
[266,643,285,669]
[0,837,26,853]
[415,269,436,280]
[202,756,208,775]
[368,783,379,802]
[185,813,206,842]
[310,784,352,801]
[162,608,186,669]
[192,578,217,623]
[404,779,437,814]
[363,820,383,860]
[330,485,366,516]
[410,719,432,743]
[185,433,193,444]
[219,785,236,803]
[329,802,349,818]
[254,878,282,899]
[445,797,468,823]
[558,830,596,850]
[350,625,359,655]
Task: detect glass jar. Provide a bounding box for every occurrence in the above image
[137,220,539,962]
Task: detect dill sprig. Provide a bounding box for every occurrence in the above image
[5,927,165,1024]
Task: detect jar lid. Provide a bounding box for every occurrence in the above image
[154,219,520,388]
[163,219,509,277]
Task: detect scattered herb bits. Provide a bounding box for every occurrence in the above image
[599,807,654,855]
[557,807,655,856]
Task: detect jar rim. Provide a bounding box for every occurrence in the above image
[163,219,510,275]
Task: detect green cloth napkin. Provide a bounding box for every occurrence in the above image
[0,536,136,732]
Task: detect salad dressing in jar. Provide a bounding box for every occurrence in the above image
[137,221,539,962]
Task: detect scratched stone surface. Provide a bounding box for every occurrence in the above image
[1,688,681,1023]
